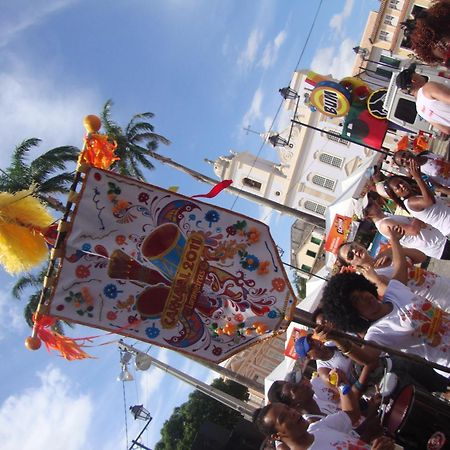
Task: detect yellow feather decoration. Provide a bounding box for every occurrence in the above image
[0,189,54,274]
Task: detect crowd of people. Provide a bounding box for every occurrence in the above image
[252,2,450,448]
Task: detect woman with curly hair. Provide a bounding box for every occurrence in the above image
[401,0,450,66]
[321,226,450,378]
[384,158,450,236]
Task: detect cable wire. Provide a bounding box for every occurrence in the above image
[229,0,324,211]
[122,380,129,450]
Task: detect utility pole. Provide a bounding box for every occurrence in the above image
[147,150,326,229]
[186,355,265,394]
[119,341,256,420]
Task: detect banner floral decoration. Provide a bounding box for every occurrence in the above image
[48,168,296,362]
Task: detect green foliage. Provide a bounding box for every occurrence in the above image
[293,274,307,299]
[0,139,79,212]
[100,100,170,181]
[12,263,69,332]
[155,378,249,450]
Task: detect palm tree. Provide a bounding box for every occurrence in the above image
[12,263,67,333]
[0,138,79,212]
[100,99,171,180]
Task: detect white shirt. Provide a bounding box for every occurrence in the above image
[421,154,450,187]
[375,263,450,312]
[316,350,353,380]
[405,196,450,237]
[311,376,340,415]
[307,412,370,449]
[365,280,450,378]
[416,87,450,127]
[375,215,447,259]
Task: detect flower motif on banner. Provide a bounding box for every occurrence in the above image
[48,169,296,362]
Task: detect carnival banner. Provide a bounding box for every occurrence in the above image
[48,168,296,362]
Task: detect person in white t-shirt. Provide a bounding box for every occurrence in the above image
[384,159,450,237]
[393,150,450,189]
[267,377,339,417]
[396,65,450,134]
[362,193,450,260]
[337,239,450,312]
[321,226,450,381]
[252,402,395,450]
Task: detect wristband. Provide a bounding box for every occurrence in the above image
[339,384,351,395]
[353,380,366,392]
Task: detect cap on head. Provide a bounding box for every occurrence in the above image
[294,336,311,358]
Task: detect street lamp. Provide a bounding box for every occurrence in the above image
[130,405,152,422]
[279,86,299,100]
[353,46,368,58]
[118,349,134,382]
[268,133,291,148]
[129,405,153,450]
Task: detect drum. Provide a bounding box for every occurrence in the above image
[141,223,186,279]
[384,385,450,449]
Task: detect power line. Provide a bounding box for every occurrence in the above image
[122,380,129,450]
[230,0,324,211]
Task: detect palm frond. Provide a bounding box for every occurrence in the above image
[125,112,155,134]
[37,172,75,192]
[31,146,79,173]
[132,132,171,146]
[12,274,40,299]
[10,138,41,173]
[133,149,155,171]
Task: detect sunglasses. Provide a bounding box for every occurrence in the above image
[346,248,356,261]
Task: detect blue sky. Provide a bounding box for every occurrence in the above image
[0,1,379,448]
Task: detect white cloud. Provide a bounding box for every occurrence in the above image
[310,38,357,79]
[0,289,26,340]
[238,29,263,69]
[0,0,77,49]
[259,30,287,69]
[0,366,93,450]
[329,0,354,36]
[0,60,100,166]
[241,88,264,129]
[138,347,170,405]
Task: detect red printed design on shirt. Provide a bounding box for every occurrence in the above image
[403,299,449,348]
[430,159,450,179]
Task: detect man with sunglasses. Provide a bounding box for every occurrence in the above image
[396,65,450,135]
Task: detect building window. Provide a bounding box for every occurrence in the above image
[379,30,390,42]
[324,129,349,146]
[384,14,395,26]
[375,67,393,79]
[379,55,400,68]
[304,200,326,216]
[301,264,312,273]
[311,236,322,245]
[242,177,262,190]
[388,0,399,9]
[306,250,317,258]
[312,174,336,190]
[319,152,343,168]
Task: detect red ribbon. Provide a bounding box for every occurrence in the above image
[191,180,233,199]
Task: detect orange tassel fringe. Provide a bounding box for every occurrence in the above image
[32,315,94,361]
